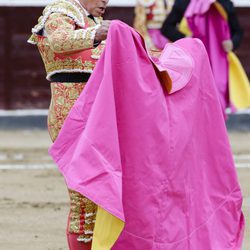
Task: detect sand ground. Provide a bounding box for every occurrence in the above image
[0,130,249,250]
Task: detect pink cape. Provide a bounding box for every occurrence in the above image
[185,0,231,112]
[49,21,244,249]
[185,0,215,17]
[148,29,168,49]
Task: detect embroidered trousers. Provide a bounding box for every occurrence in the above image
[48,82,97,248]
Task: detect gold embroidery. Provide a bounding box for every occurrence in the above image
[27,34,38,44]
[28,2,103,79]
[48,82,85,142]
[83,61,95,72]
[46,57,85,75]
[48,84,97,240]
[134,4,155,49]
[68,190,82,233]
[36,30,96,80]
[32,0,84,34]
[45,13,95,53]
[30,1,102,243]
[91,46,103,59]
[134,0,174,49]
[83,197,98,215]
[68,190,97,236]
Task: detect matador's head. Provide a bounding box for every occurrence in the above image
[80,0,109,17]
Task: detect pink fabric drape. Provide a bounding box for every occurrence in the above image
[185,0,230,112]
[49,21,244,249]
[148,29,168,49]
[185,0,215,17]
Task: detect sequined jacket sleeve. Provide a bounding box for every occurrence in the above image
[134,4,155,49]
[45,13,99,53]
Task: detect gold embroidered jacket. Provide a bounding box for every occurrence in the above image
[28,0,105,80]
[134,0,174,48]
